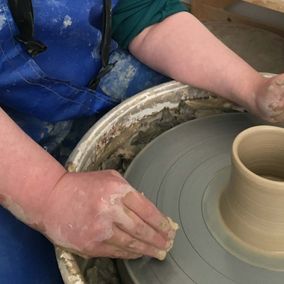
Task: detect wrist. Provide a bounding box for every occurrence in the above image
[0,108,67,230]
[2,163,67,230]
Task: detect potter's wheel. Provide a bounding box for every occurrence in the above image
[118,113,284,284]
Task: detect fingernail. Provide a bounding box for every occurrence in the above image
[156,250,167,261]
[160,219,171,232]
[166,240,174,252]
[168,230,177,240]
[167,217,179,231]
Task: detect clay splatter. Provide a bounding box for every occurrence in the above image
[100,53,137,101]
[63,15,72,28]
[0,12,6,31]
[91,34,101,59]
[47,0,64,7]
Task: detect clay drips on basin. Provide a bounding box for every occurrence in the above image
[220,126,284,253]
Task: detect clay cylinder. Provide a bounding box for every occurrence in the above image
[220,125,284,253]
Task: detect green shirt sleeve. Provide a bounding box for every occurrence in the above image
[112,0,188,49]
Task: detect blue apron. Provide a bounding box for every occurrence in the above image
[0,0,167,144]
[0,1,168,282]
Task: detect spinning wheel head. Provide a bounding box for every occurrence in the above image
[118,113,284,284]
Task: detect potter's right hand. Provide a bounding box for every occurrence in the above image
[0,109,177,260]
[39,170,178,260]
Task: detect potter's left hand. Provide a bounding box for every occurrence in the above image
[254,74,284,123]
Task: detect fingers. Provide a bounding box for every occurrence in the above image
[107,246,143,260]
[79,242,143,259]
[115,205,172,253]
[106,226,171,260]
[271,111,284,123]
[122,191,178,239]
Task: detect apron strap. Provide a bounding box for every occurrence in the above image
[7,0,47,57]
[88,0,115,90]
[7,0,113,86]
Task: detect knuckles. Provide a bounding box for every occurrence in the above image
[133,221,148,239]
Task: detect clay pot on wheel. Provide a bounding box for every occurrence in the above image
[221,126,284,254]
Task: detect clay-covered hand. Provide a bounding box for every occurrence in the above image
[254,74,284,123]
[39,170,178,260]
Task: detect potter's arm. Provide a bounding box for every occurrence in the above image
[129,12,261,109]
[0,107,66,225]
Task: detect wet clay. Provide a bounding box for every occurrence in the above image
[220,126,284,252]
[95,98,237,174]
[120,113,284,284]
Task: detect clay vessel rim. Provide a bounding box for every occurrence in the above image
[232,125,284,186]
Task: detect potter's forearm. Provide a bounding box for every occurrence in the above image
[0,108,66,225]
[129,12,263,109]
